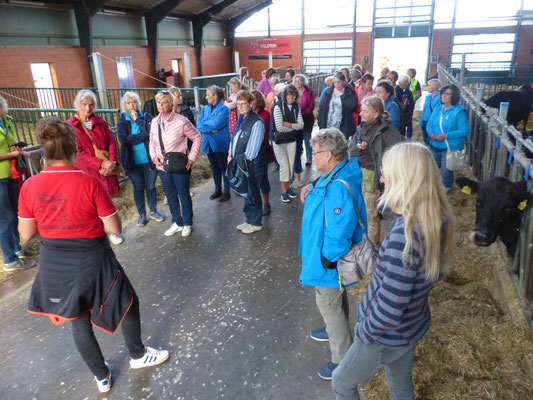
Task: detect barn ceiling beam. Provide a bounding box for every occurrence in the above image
[226,1,273,71]
[144,0,187,77]
[73,0,106,86]
[193,0,239,75]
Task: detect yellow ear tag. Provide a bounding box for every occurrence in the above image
[461,186,472,195]
[518,200,527,211]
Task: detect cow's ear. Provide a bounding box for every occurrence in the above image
[517,191,532,211]
[455,177,478,194]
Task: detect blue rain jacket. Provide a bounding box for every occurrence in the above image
[299,158,367,289]
[427,103,470,151]
[197,101,231,154]
[419,91,441,128]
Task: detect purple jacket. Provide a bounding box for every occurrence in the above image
[299,86,315,132]
[257,78,272,97]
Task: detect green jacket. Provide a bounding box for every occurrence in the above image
[0,114,15,179]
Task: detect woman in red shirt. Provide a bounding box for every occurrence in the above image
[19,117,169,394]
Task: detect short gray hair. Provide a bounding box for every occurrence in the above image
[398,74,410,85]
[273,83,286,94]
[293,73,308,86]
[0,96,8,115]
[74,89,98,110]
[121,91,142,110]
[270,77,280,86]
[310,129,348,161]
[428,78,442,89]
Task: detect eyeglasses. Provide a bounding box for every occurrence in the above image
[441,92,453,96]
[236,102,250,107]
[312,150,328,156]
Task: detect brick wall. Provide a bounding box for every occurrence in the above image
[516,25,533,67]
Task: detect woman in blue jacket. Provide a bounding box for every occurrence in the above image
[375,81,401,130]
[197,85,231,202]
[419,79,441,145]
[117,91,165,227]
[426,84,470,191]
[298,128,367,380]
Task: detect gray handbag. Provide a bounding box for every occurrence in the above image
[331,179,378,286]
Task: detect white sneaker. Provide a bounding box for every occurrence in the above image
[95,362,112,393]
[291,179,304,188]
[242,224,262,234]
[236,222,249,231]
[130,346,170,370]
[108,233,124,245]
[182,225,192,237]
[164,223,183,236]
[164,196,168,204]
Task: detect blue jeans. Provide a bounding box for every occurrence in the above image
[244,169,263,226]
[158,169,193,226]
[303,131,312,161]
[430,146,454,189]
[0,179,21,263]
[126,163,158,217]
[332,336,416,400]
[206,150,229,193]
[294,131,304,174]
[421,121,429,145]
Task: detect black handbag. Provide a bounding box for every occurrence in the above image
[158,122,188,173]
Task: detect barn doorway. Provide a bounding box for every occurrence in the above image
[30,63,58,109]
[373,37,429,83]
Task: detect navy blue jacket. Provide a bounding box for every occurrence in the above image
[116,112,154,170]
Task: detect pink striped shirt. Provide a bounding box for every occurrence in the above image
[149,111,202,171]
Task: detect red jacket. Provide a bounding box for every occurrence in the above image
[67,114,120,195]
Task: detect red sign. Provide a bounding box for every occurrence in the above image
[248,37,292,59]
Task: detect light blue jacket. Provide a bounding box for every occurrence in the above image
[419,91,441,127]
[197,101,231,154]
[299,158,367,289]
[384,97,401,130]
[427,103,469,151]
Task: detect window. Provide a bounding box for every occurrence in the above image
[303,40,353,72]
[451,33,515,70]
[116,57,135,88]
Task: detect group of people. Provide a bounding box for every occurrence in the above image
[0,60,470,397]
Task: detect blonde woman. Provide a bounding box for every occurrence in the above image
[332,141,455,400]
[225,77,247,134]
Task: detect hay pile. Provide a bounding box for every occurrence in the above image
[347,117,533,399]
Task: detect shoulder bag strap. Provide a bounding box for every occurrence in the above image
[75,115,97,147]
[439,110,452,151]
[158,121,166,155]
[332,178,367,234]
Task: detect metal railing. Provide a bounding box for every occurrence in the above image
[437,63,533,311]
[9,108,119,145]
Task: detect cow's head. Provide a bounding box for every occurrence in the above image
[456,176,532,255]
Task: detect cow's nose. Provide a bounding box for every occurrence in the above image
[476,229,490,239]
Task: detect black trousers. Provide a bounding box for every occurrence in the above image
[71,296,145,379]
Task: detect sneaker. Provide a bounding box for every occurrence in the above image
[236,222,249,231]
[95,362,112,393]
[286,188,298,199]
[310,327,329,342]
[242,224,262,234]
[317,362,338,380]
[3,258,37,272]
[130,346,170,370]
[190,191,195,198]
[108,233,124,245]
[150,211,166,222]
[281,192,291,203]
[219,192,231,202]
[291,179,304,188]
[137,214,148,226]
[15,249,39,259]
[182,225,192,237]
[164,223,183,236]
[209,189,222,200]
[164,196,168,205]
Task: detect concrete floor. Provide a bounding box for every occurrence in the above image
[0,162,362,400]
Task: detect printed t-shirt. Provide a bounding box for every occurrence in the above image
[18,165,117,239]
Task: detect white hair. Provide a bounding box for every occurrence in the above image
[74,89,98,110]
[398,74,411,85]
[294,73,308,86]
[428,79,442,89]
[310,128,348,161]
[121,91,142,110]
[0,96,8,115]
[273,83,286,94]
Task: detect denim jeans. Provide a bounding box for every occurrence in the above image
[421,121,429,145]
[303,131,312,161]
[206,150,229,193]
[244,171,263,226]
[430,145,454,189]
[332,336,416,400]
[0,178,21,263]
[294,131,304,174]
[126,163,158,217]
[158,169,193,226]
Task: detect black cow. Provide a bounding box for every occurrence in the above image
[485,84,533,130]
[456,176,532,256]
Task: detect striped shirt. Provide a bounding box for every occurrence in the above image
[273,103,304,133]
[356,215,439,347]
